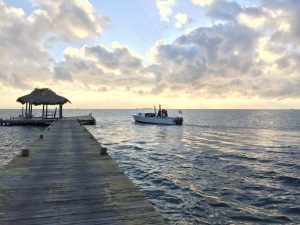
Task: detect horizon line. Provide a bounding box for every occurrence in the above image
[0,108,299,110]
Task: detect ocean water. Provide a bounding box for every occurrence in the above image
[1,109,300,224]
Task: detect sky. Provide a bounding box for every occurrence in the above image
[0,0,300,109]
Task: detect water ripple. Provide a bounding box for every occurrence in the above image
[1,109,300,224]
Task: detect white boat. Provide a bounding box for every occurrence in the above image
[133,112,183,125]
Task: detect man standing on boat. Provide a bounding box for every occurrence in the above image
[157,105,162,117]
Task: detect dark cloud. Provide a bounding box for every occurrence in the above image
[261,0,300,44]
[0,73,32,90]
[85,45,142,73]
[54,63,72,81]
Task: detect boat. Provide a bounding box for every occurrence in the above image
[133,112,183,125]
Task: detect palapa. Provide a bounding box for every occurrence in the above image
[17,88,71,106]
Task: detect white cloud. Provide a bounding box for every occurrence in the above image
[156,0,175,22]
[0,0,109,90]
[175,12,189,29]
[191,0,214,7]
[30,0,109,41]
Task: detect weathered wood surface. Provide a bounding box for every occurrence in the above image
[0,119,165,225]
[0,115,95,126]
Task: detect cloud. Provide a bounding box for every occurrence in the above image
[239,9,266,29]
[145,0,300,99]
[50,0,300,100]
[191,0,215,7]
[0,0,109,89]
[0,1,52,90]
[206,0,241,21]
[175,12,189,29]
[1,0,300,104]
[84,45,142,73]
[156,0,175,22]
[52,44,156,91]
[30,0,110,41]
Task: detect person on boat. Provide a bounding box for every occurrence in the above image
[162,109,168,117]
[157,105,162,117]
[161,109,165,117]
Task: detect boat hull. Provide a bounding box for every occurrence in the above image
[133,115,183,125]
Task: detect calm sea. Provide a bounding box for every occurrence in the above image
[1,109,300,224]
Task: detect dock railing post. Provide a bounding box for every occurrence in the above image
[21,149,29,157]
[59,104,63,119]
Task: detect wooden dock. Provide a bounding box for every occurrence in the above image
[0,119,165,224]
[0,115,96,126]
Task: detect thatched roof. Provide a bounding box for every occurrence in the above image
[17,88,71,105]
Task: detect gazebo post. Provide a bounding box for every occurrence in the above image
[46,105,48,119]
[21,106,24,117]
[59,104,63,119]
[25,103,28,118]
[42,105,45,119]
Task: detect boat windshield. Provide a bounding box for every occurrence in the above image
[145,113,156,117]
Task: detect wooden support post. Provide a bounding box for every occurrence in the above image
[25,103,28,118]
[46,105,48,119]
[42,105,45,119]
[21,149,29,157]
[100,147,108,155]
[59,104,63,119]
[21,107,24,117]
[54,107,57,118]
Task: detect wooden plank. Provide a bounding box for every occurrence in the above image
[0,119,165,224]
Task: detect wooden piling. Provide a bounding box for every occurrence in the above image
[20,148,29,157]
[100,147,108,155]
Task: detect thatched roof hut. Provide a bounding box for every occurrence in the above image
[17,88,71,105]
[17,88,71,119]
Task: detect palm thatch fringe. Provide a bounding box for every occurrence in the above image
[17,88,71,105]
